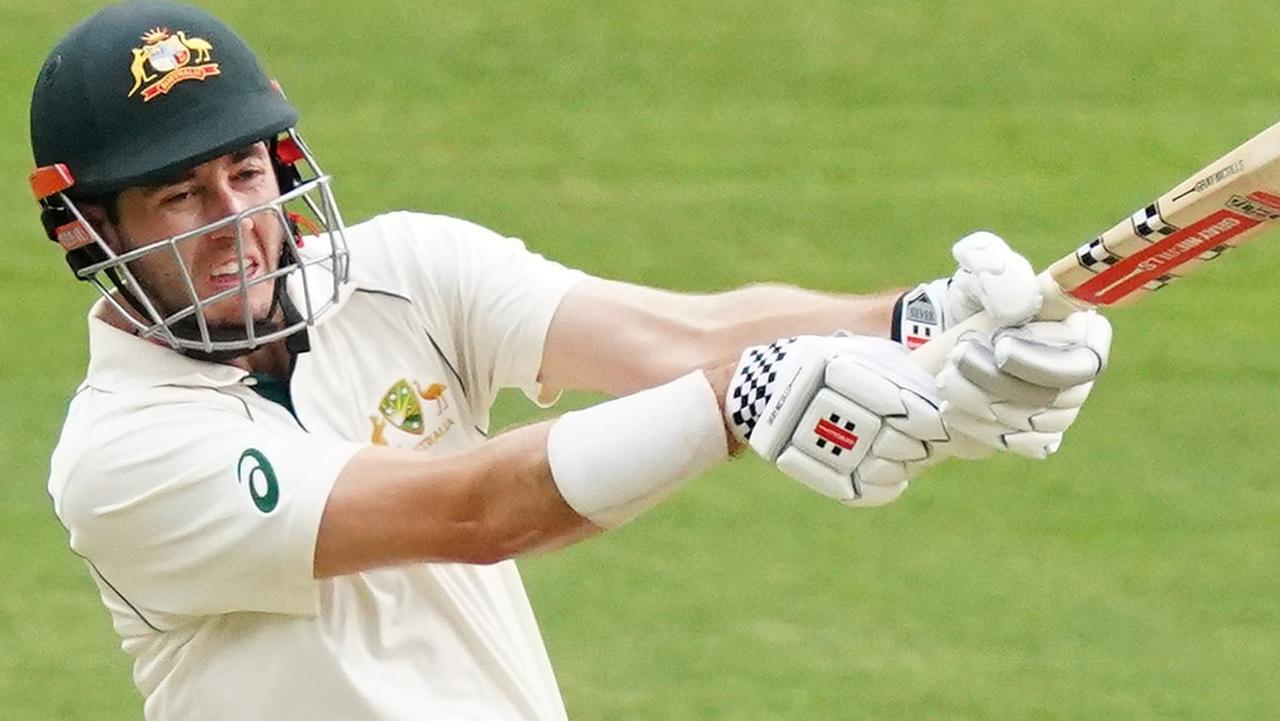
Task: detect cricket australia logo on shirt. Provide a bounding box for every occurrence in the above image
[237,449,279,513]
[369,378,455,449]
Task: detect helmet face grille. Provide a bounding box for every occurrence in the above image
[65,133,351,358]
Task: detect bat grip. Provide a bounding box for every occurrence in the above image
[908,271,1087,374]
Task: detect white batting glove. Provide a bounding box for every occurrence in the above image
[891,231,1113,460]
[937,310,1113,459]
[892,231,1041,349]
[725,336,953,507]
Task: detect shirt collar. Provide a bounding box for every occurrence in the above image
[84,298,251,392]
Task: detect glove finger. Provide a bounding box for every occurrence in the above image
[937,428,998,460]
[951,231,1042,326]
[942,406,1068,458]
[1028,406,1080,433]
[856,457,911,487]
[870,426,930,462]
[988,402,1038,432]
[948,336,1060,406]
[825,353,909,417]
[993,311,1113,388]
[988,404,1080,433]
[827,337,937,401]
[936,363,1001,421]
[1080,311,1114,370]
[939,403,1010,450]
[1052,381,1093,409]
[842,481,907,508]
[948,269,984,323]
[952,231,1011,274]
[776,447,855,502]
[1002,431,1064,459]
[992,334,1101,388]
[939,405,1060,460]
[884,390,948,442]
[1058,310,1113,368]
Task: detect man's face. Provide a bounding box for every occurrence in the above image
[106,142,286,331]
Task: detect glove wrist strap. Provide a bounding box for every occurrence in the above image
[891,279,948,350]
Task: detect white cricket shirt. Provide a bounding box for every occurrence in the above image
[47,212,586,720]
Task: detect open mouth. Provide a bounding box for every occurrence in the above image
[208,258,262,293]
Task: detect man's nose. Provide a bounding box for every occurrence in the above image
[207,181,259,236]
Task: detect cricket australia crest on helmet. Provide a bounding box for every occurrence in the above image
[129,26,220,101]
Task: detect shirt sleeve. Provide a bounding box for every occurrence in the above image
[397,214,587,407]
[53,396,363,620]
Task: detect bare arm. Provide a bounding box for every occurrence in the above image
[313,364,738,578]
[540,278,901,397]
[313,277,886,576]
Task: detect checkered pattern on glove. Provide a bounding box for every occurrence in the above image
[725,338,797,444]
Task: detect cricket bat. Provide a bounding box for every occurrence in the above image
[911,119,1280,373]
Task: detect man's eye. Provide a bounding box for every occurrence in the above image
[236,167,264,182]
[162,190,192,205]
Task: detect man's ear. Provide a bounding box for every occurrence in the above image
[80,203,122,252]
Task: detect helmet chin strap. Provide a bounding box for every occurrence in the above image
[174,273,310,363]
[107,250,311,363]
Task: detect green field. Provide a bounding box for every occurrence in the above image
[3,1,1279,719]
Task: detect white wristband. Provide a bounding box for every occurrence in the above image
[546,371,729,528]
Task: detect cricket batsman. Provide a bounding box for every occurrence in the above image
[30,2,1111,718]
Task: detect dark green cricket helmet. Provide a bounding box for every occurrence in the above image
[28,2,350,361]
[30,0,298,198]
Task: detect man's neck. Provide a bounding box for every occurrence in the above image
[237,340,294,381]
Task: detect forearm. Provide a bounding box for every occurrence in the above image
[543,279,902,397]
[315,369,738,577]
[315,423,596,576]
[693,283,901,360]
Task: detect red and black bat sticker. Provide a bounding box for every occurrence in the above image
[1069,208,1260,305]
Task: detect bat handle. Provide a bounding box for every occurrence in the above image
[908,271,1088,374]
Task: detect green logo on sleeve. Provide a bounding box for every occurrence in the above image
[237,449,279,513]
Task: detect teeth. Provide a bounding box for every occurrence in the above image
[211,260,256,278]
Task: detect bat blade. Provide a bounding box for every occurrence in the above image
[912,120,1280,373]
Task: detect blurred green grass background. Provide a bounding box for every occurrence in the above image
[2,1,1278,719]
